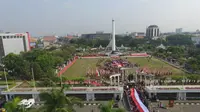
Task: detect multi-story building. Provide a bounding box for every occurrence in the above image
[191,37,200,45]
[176,28,183,34]
[146,25,160,38]
[42,36,57,47]
[0,32,31,60]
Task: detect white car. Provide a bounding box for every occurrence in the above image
[24,99,35,109]
[18,99,28,106]
[18,99,35,109]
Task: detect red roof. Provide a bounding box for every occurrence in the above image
[30,37,37,43]
[65,36,74,39]
[43,36,56,42]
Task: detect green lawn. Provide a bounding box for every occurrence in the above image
[63,58,100,79]
[62,57,185,79]
[125,57,184,75]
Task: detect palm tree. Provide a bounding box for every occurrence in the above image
[99,100,125,112]
[4,97,26,112]
[39,87,83,112]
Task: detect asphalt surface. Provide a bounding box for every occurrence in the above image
[150,101,200,112]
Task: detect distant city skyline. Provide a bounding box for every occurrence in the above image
[1,0,200,36]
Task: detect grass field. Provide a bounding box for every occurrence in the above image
[125,57,184,75]
[62,57,184,79]
[63,58,100,79]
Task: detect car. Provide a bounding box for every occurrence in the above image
[24,99,35,109]
[18,99,28,106]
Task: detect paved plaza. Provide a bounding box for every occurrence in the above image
[150,101,200,112]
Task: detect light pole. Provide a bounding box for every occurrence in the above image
[4,68,9,91]
[31,66,36,90]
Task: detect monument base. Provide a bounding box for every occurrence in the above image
[110,50,122,56]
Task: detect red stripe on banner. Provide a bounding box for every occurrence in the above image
[57,56,78,76]
[131,88,144,112]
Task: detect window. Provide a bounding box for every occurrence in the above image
[10,36,13,38]
[17,36,19,38]
[0,36,1,38]
[3,36,6,39]
[7,36,9,39]
[14,36,16,38]
[22,36,25,38]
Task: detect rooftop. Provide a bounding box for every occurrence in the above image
[43,36,56,42]
[148,25,158,28]
[30,37,37,43]
[1,86,123,94]
[145,85,200,93]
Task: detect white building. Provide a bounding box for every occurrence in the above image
[176,28,183,34]
[146,25,160,38]
[192,37,200,45]
[0,32,31,60]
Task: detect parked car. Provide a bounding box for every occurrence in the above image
[18,99,28,106]
[18,98,35,109]
[24,99,35,108]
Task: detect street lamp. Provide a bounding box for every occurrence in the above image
[4,68,9,91]
[31,64,36,90]
[0,64,9,91]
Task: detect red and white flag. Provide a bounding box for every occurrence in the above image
[96,68,100,77]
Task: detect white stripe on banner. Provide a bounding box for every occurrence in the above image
[134,89,149,112]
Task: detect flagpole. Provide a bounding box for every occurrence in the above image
[4,68,9,91]
[89,66,91,87]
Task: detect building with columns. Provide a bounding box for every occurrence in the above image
[146,25,160,38]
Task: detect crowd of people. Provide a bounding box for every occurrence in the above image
[137,67,173,76]
[126,90,139,112]
[104,59,135,68]
[125,84,149,112]
[87,59,138,78]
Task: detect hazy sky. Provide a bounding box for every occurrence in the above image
[0,0,200,36]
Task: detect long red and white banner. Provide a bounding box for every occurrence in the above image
[131,88,149,112]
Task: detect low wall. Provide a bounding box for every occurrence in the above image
[57,56,78,76]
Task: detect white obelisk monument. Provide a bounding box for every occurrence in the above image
[112,19,116,51]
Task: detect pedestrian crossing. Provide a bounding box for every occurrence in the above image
[175,102,200,105]
[35,103,101,106]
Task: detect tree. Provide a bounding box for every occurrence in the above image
[99,100,125,112]
[4,97,26,112]
[32,62,44,80]
[36,54,55,72]
[76,77,85,85]
[166,34,193,46]
[39,87,83,112]
[2,53,31,80]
